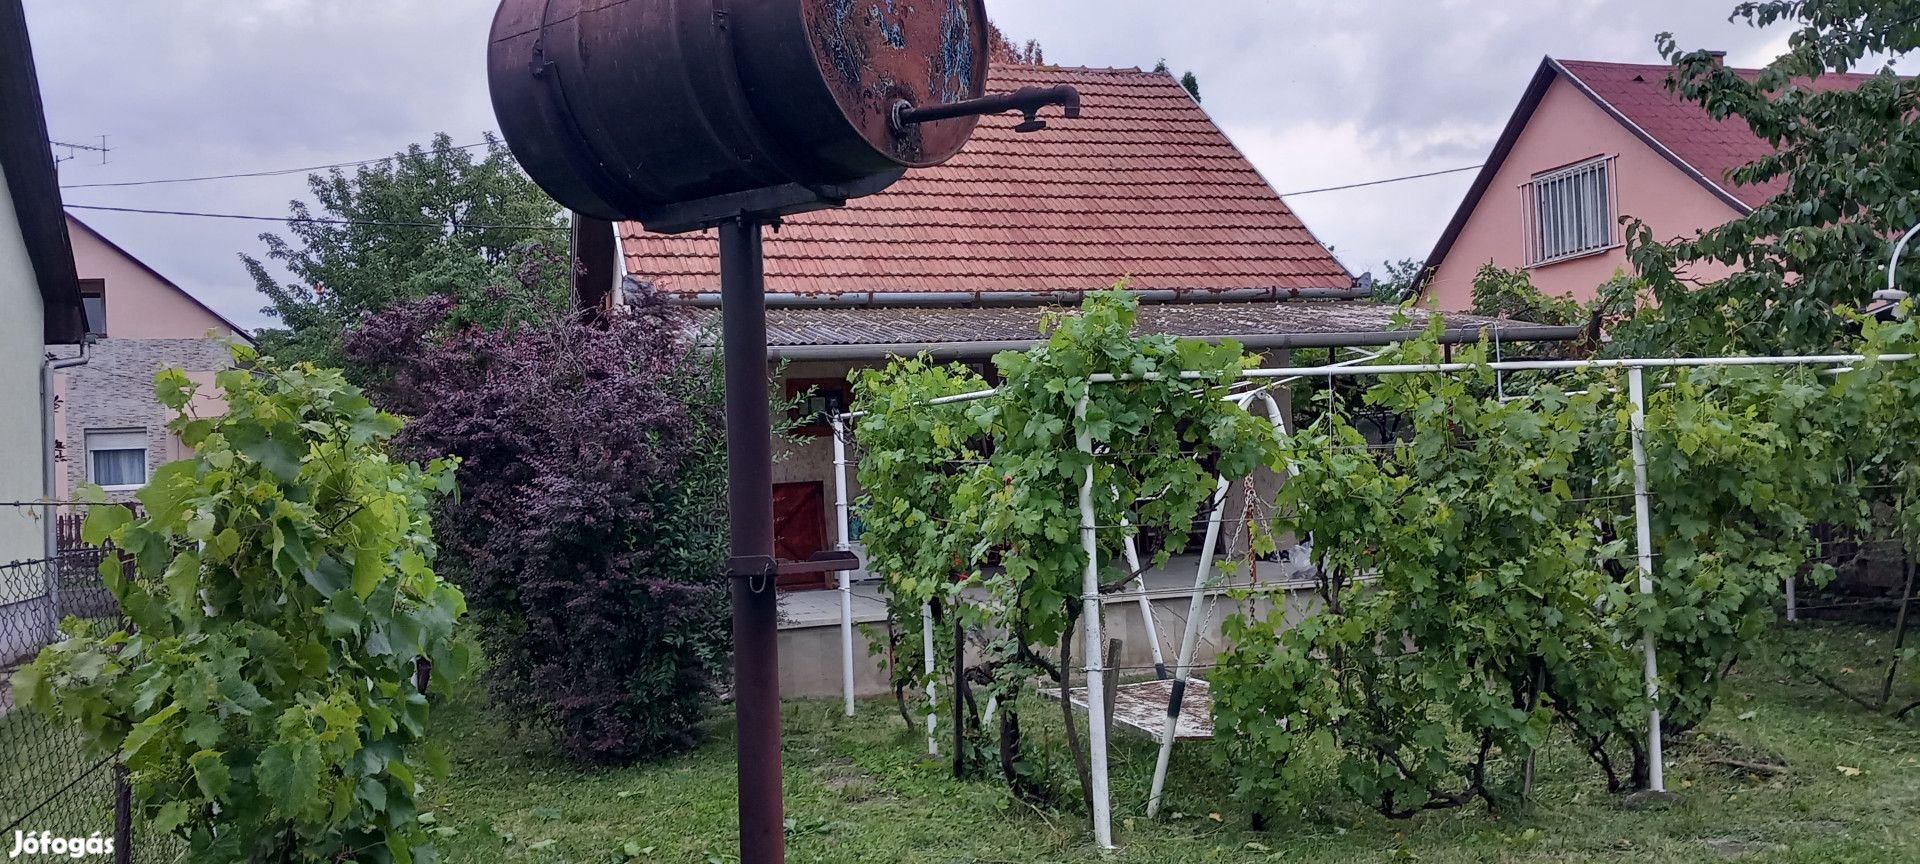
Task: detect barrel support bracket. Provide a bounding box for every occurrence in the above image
[892,85,1082,134]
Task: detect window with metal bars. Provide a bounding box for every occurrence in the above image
[1522,155,1618,266]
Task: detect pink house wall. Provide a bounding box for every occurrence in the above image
[1426,76,1745,311]
[55,216,245,499]
[67,216,239,340]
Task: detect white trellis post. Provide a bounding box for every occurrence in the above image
[1074,394,1115,850]
[1626,366,1667,793]
[922,602,939,757]
[831,414,857,717]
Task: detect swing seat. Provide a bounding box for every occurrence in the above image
[1039,678,1214,742]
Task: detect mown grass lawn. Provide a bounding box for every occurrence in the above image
[427,624,1920,863]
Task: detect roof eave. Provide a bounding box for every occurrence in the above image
[655,285,1369,308]
[764,322,1586,361]
[1413,57,1561,301]
[0,0,83,345]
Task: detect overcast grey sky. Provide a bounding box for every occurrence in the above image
[28,1,1790,330]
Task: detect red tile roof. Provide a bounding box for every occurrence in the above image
[620,65,1352,298]
[1557,59,1879,209]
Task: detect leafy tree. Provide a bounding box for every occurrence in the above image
[1618,0,1920,355]
[15,350,469,863]
[1468,264,1585,326]
[1182,71,1203,102]
[245,133,567,370]
[1365,258,1427,304]
[988,24,1045,65]
[343,265,731,766]
[1152,59,1203,102]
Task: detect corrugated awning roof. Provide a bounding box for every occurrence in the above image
[690,301,1581,359]
[624,64,1354,298]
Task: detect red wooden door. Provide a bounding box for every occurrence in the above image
[772,482,829,590]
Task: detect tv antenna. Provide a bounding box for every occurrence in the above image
[49,135,110,166]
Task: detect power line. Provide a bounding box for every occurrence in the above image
[64,203,566,233]
[1280,164,1483,197]
[58,136,1479,201]
[57,140,495,190]
[59,148,1482,222]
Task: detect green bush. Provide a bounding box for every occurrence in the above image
[13,349,470,864]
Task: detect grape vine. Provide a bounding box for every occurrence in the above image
[1218,309,1920,822]
[854,291,1278,808]
[14,350,470,864]
[854,293,1920,828]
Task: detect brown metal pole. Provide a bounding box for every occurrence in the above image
[1880,551,1916,709]
[569,212,619,322]
[719,215,785,864]
[113,762,131,864]
[952,611,965,779]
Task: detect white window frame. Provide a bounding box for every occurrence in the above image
[86,429,150,491]
[80,278,107,339]
[1521,155,1620,267]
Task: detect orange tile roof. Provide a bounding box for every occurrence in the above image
[620,65,1353,297]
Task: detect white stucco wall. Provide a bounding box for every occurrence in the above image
[0,164,51,574]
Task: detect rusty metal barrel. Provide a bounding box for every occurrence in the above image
[488,0,990,221]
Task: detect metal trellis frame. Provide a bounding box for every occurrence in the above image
[829,348,1918,850]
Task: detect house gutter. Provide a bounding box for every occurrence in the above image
[763,323,1585,361]
[41,340,90,632]
[668,286,1372,308]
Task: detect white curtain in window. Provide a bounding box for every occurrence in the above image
[91,450,145,487]
[88,431,149,487]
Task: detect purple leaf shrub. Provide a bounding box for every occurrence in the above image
[345,281,729,765]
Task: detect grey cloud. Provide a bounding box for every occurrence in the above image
[29,1,1796,326]
[997,1,1782,160]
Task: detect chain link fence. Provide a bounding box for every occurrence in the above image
[1,505,184,864]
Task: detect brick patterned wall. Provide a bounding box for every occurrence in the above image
[60,338,235,501]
